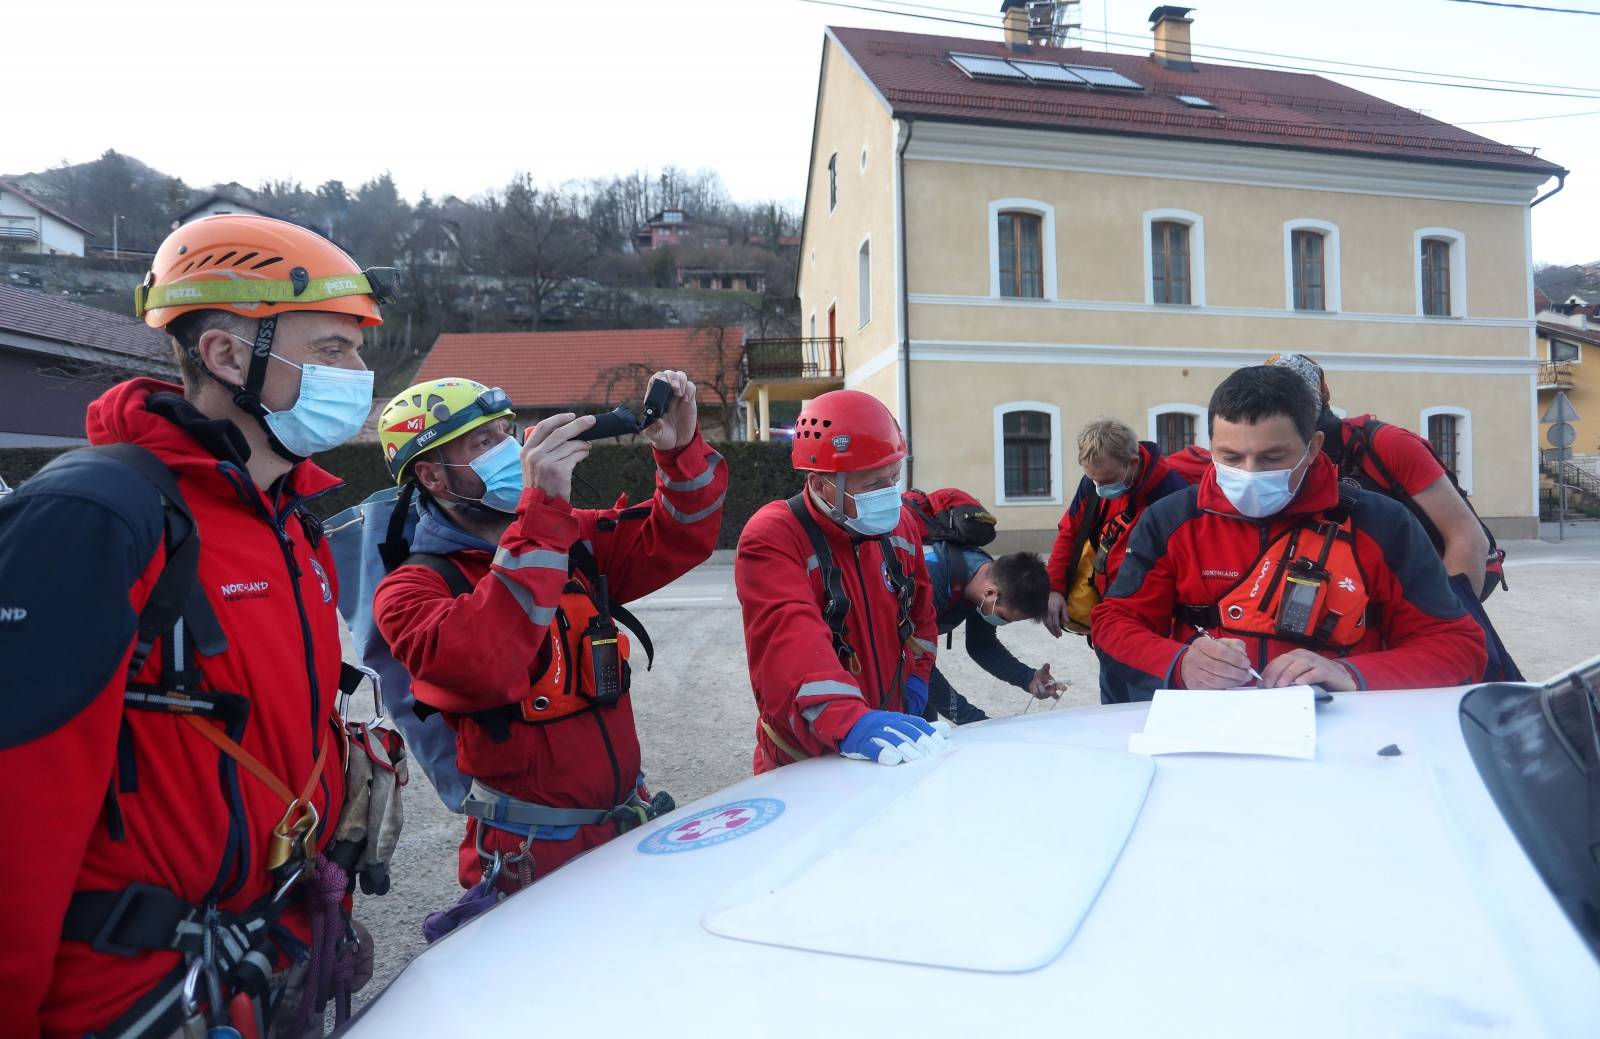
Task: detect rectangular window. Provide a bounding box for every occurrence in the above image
[1002,411,1052,498]
[1422,238,1452,317]
[857,240,871,327]
[1151,221,1191,305]
[1292,230,1325,311]
[997,211,1044,299]
[828,154,838,212]
[1156,412,1196,458]
[1428,414,1459,477]
[1551,339,1580,362]
[720,275,733,290]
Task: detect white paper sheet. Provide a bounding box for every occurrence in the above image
[1128,685,1317,759]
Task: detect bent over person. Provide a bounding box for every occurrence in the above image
[0,216,388,1037]
[1093,366,1487,700]
[373,372,724,892]
[736,390,949,773]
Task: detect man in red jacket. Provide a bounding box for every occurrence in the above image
[1044,419,1191,703]
[1094,366,1487,699]
[736,390,948,774]
[0,216,388,1037]
[373,370,724,891]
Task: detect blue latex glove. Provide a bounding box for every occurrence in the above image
[903,675,929,717]
[839,710,952,766]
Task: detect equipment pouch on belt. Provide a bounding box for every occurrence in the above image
[327,664,408,896]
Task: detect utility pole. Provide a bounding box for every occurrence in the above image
[112,214,126,259]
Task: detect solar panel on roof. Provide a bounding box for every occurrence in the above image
[1065,65,1143,90]
[951,53,1028,80]
[1009,60,1087,85]
[1175,94,1214,108]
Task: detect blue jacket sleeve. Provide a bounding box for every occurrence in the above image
[961,611,1037,689]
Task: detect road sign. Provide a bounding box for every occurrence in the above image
[1541,391,1579,425]
[1548,422,1576,449]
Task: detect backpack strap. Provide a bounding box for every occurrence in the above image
[402,552,474,598]
[786,493,856,671]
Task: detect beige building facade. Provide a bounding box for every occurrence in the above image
[796,24,1563,546]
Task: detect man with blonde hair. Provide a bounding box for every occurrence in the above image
[1045,417,1190,701]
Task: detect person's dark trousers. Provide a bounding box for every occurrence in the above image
[1448,573,1524,683]
[924,666,991,725]
[1094,645,1135,704]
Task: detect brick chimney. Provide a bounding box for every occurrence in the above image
[1001,1,1030,48]
[1149,5,1195,70]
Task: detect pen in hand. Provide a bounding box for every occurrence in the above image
[1191,625,1265,685]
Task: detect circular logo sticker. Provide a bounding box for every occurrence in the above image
[637,798,785,855]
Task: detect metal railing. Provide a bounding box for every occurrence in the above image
[741,337,845,381]
[1537,361,1574,389]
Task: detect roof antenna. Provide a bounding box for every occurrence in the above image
[1001,1,1082,52]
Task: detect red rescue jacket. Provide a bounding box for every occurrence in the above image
[1091,454,1487,699]
[735,493,938,774]
[1047,442,1190,599]
[374,433,725,880]
[0,379,346,1038]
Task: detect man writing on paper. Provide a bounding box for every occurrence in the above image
[1092,365,1487,699]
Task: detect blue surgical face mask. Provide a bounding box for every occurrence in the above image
[1094,460,1137,499]
[436,436,524,514]
[978,593,1009,626]
[232,336,374,457]
[1213,444,1313,518]
[843,484,904,536]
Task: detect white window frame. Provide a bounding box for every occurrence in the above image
[1414,228,1467,318]
[1146,403,1210,451]
[1283,219,1341,313]
[988,198,1058,301]
[1548,336,1583,363]
[857,234,872,329]
[1142,208,1206,307]
[1420,406,1473,495]
[993,401,1063,507]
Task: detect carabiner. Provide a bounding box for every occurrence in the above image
[265,799,320,872]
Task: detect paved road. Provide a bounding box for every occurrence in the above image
[349,535,1600,1009]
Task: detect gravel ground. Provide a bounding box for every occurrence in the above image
[345,530,1600,1007]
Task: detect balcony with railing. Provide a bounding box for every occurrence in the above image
[740,336,846,441]
[1538,360,1574,390]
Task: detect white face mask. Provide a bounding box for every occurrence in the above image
[1213,444,1313,518]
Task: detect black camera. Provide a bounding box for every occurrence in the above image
[574,378,676,442]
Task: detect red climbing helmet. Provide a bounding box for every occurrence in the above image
[791,390,906,473]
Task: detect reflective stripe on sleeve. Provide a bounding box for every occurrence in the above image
[659,452,723,492]
[662,493,725,525]
[493,571,556,626]
[889,536,916,554]
[491,547,568,572]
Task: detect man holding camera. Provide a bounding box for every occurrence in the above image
[1092,365,1486,700]
[372,370,725,890]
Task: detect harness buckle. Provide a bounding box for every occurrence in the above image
[265,799,320,873]
[89,883,176,957]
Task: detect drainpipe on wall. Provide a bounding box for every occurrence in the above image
[897,118,915,486]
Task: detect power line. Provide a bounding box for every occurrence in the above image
[1443,0,1600,14]
[1076,24,1600,96]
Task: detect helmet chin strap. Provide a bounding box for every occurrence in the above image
[191,315,306,465]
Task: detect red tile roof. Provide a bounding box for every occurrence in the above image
[415,327,745,409]
[831,27,1563,175]
[0,284,174,370]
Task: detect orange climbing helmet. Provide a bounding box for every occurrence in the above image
[134,214,391,329]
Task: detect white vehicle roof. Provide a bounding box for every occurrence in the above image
[350,684,1600,1037]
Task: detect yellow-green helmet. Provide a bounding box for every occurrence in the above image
[379,377,514,484]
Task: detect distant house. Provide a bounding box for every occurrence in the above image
[0,181,92,257]
[1536,292,1600,459]
[677,267,768,294]
[633,210,729,252]
[176,187,287,226]
[411,326,746,440]
[0,285,177,447]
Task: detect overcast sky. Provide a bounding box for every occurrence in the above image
[9,0,1597,263]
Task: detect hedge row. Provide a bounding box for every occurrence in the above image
[0,438,802,550]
